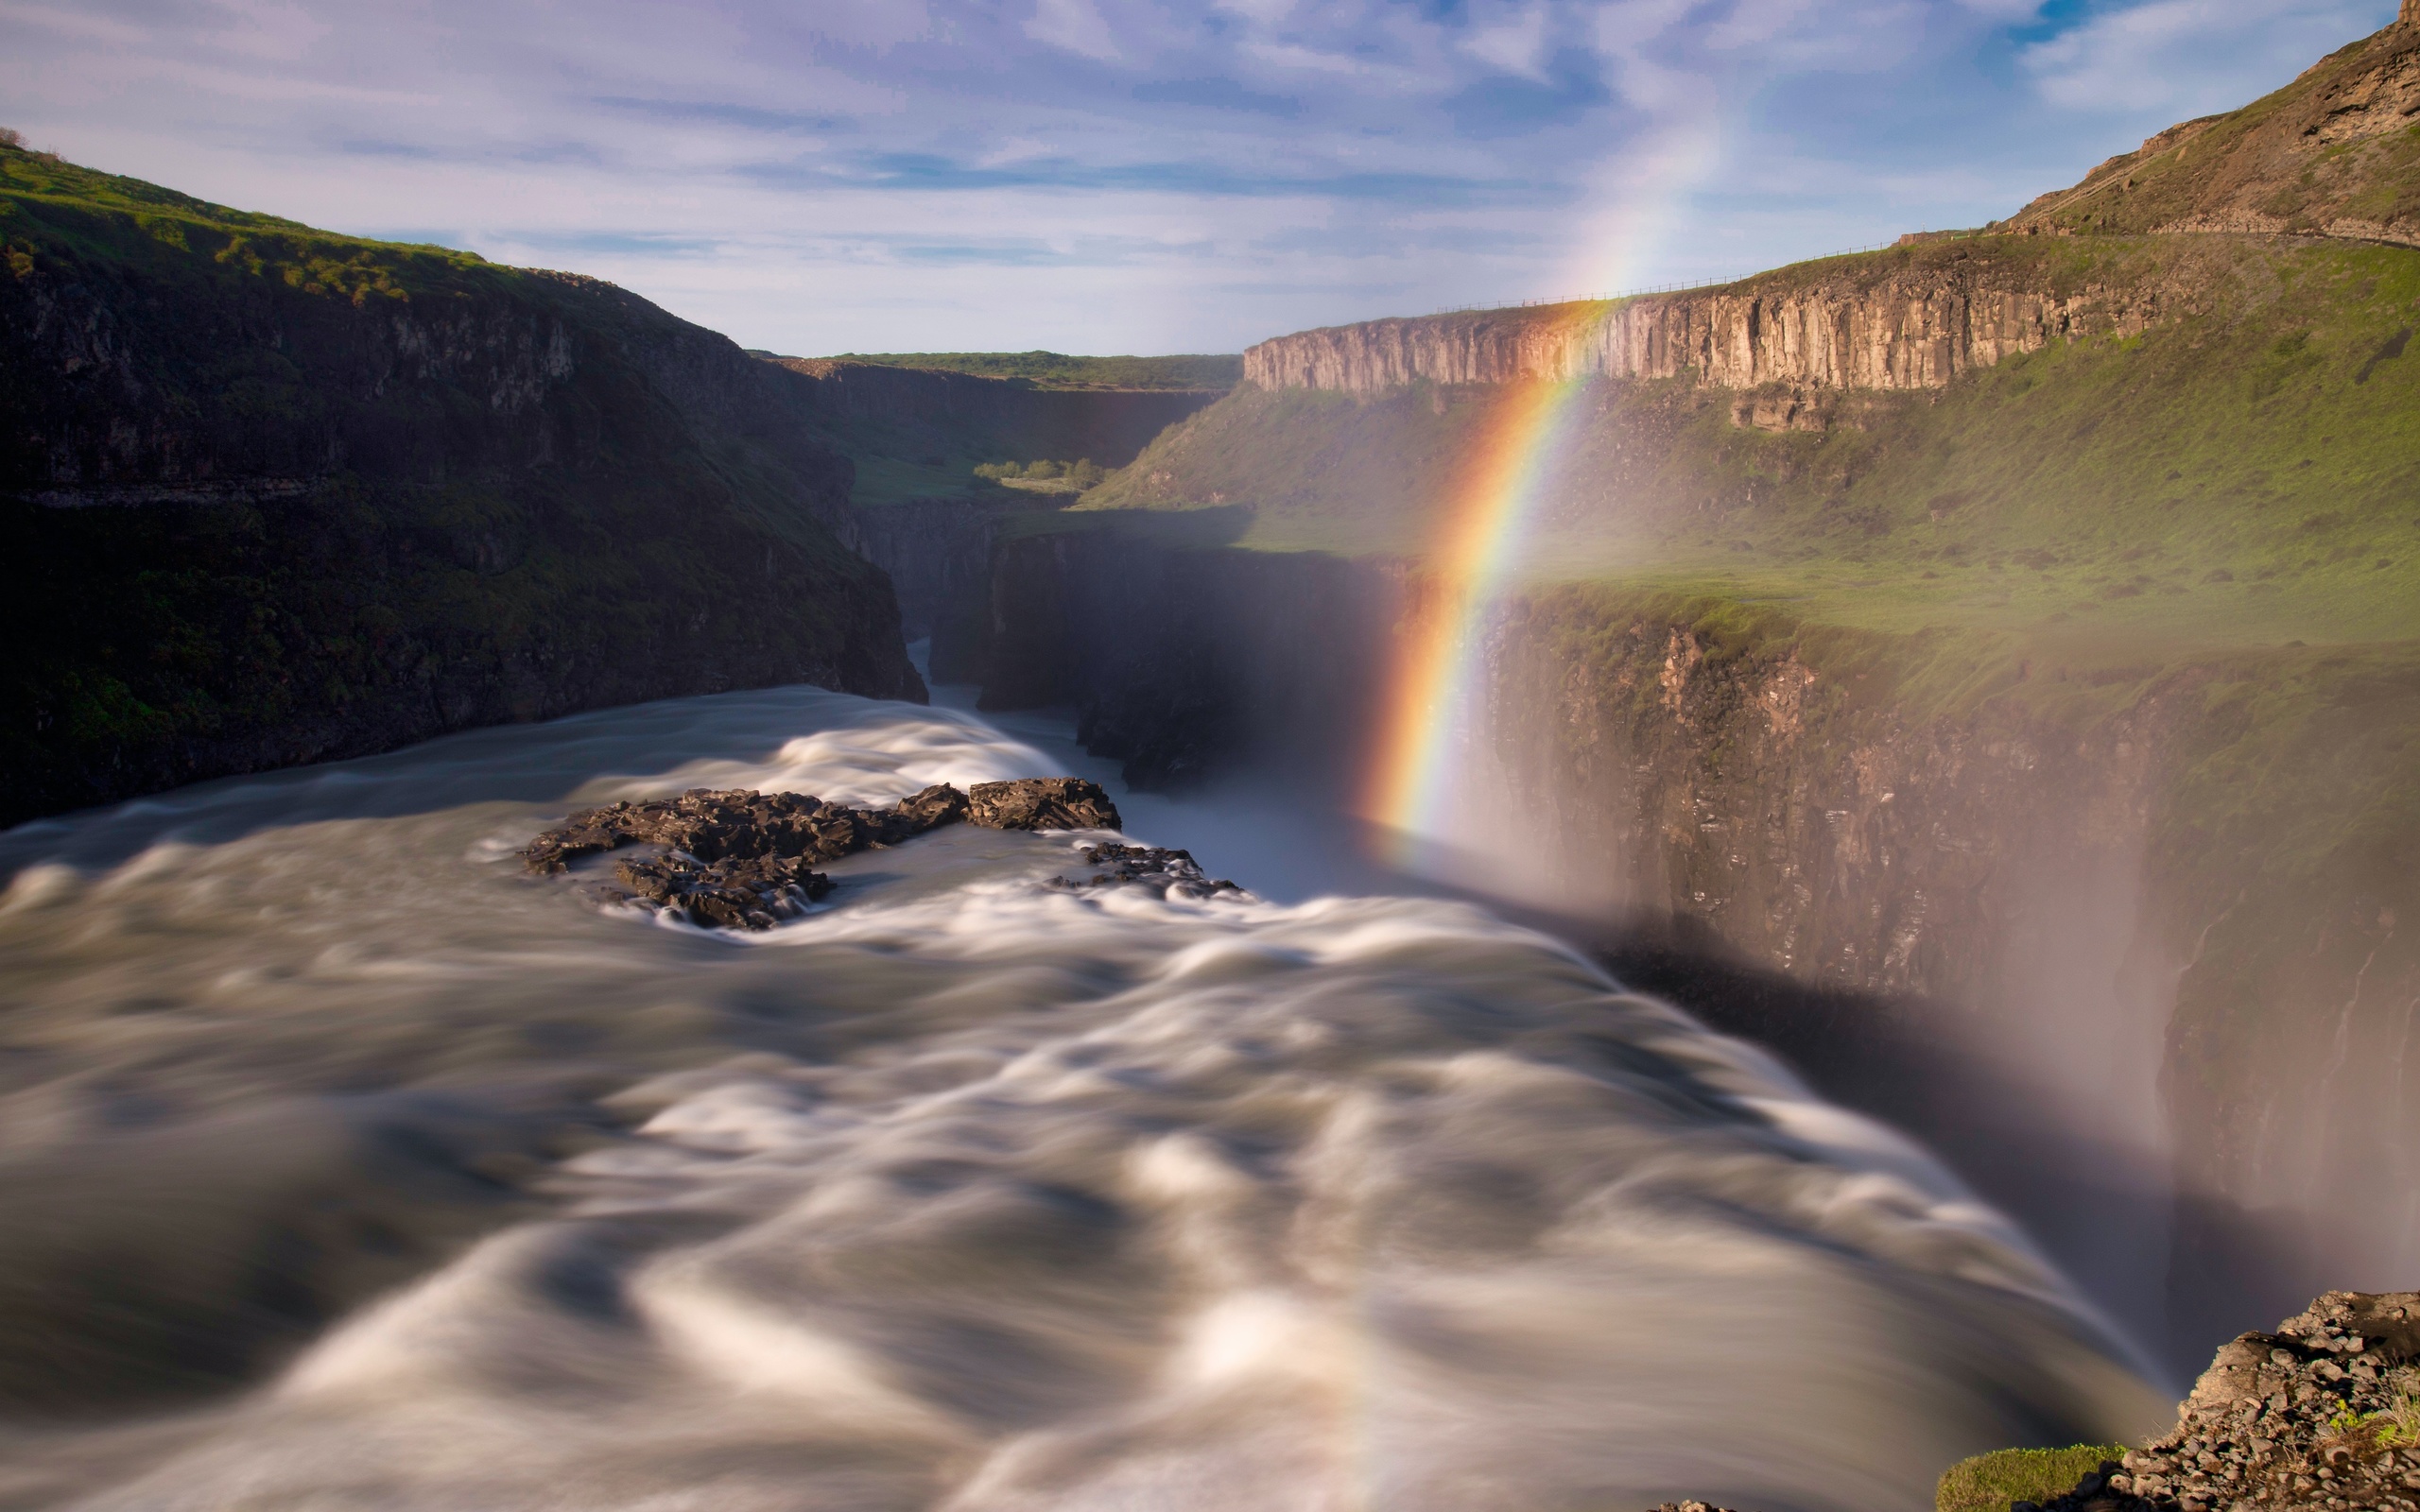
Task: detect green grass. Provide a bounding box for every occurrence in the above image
[1937,1446,2127,1512]
[813,350,1239,390]
[0,140,499,301]
[1081,234,2420,656]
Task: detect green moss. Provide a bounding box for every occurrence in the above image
[1937,1446,2128,1512]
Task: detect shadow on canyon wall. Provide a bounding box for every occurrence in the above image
[881,518,2416,1383]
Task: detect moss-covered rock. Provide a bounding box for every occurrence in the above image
[1938,1446,2129,1512]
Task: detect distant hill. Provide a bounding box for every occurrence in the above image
[2002,1,2420,245]
[812,351,1241,391]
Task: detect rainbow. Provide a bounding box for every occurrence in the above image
[1359,355,1601,862]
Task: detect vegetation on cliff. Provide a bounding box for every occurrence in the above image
[954,14,2420,1355]
[0,143,920,828]
[2001,5,2420,246]
[809,351,1240,390]
[1083,232,2420,653]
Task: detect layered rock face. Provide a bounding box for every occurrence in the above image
[853,496,1034,648]
[955,534,2420,1371]
[2005,10,2420,247]
[0,146,922,826]
[1242,257,2163,398]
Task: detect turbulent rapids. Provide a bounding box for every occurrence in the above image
[0,684,2166,1512]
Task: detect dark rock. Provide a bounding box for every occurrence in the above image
[523,779,1121,929]
[613,853,836,931]
[2034,1291,2420,1512]
[966,777,1121,832]
[1049,843,1243,901]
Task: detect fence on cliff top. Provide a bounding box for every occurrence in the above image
[1426,232,1981,316]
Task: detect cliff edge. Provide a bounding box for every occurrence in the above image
[0,143,923,827]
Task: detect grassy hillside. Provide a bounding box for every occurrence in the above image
[2002,11,2420,244]
[1082,233,2420,660]
[811,351,1239,390]
[0,143,918,825]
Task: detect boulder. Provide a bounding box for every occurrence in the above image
[522,779,1122,930]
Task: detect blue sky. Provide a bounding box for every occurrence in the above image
[0,0,2398,354]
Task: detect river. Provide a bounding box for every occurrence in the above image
[0,671,2167,1511]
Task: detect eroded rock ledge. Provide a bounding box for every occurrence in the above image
[523,778,1121,929]
[2034,1291,2420,1512]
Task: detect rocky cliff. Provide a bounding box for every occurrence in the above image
[1244,7,2420,407]
[950,524,2420,1374]
[774,358,1223,468]
[2005,6,2420,247]
[0,144,922,827]
[1241,241,2172,400]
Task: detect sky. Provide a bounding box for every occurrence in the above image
[0,0,2400,355]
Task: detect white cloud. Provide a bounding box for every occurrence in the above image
[2021,0,2394,116]
[0,0,2401,353]
[1025,0,1121,60]
[1462,4,1552,80]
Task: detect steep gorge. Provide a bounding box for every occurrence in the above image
[0,145,921,827]
[929,9,2420,1369]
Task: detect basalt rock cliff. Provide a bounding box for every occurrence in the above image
[955,13,2420,1370]
[0,144,922,827]
[1242,9,2420,411]
[1241,247,2170,402]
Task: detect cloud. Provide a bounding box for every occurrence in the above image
[0,0,2401,354]
[1026,0,1122,59]
[2020,0,2394,115]
[1131,77,1304,115]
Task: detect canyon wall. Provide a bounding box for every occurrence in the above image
[1242,249,2175,400]
[953,530,2420,1375]
[774,359,1225,466]
[1,146,921,826]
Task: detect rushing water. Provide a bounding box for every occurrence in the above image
[0,681,2167,1512]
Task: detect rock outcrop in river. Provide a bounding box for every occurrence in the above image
[524,778,1123,929]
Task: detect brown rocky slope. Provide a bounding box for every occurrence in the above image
[2004,2,2420,247]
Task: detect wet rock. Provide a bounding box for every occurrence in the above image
[613,852,836,931]
[1049,844,1243,901]
[2035,1291,2420,1512]
[524,779,1121,930]
[967,777,1121,831]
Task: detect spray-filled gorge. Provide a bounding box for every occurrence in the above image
[11,18,2420,1505]
[0,683,2168,1512]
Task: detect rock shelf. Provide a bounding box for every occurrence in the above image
[523,778,1122,929]
[2031,1291,2420,1512]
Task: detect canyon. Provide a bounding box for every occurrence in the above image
[878,9,2420,1375]
[4,5,2417,1450]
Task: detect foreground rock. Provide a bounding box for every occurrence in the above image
[2031,1291,2420,1512]
[1047,844,1243,901]
[524,779,1121,929]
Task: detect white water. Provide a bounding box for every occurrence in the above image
[0,681,2166,1511]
